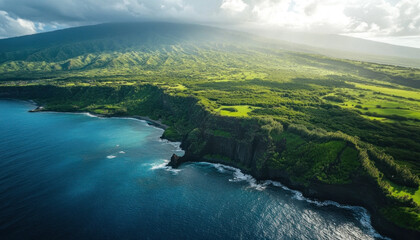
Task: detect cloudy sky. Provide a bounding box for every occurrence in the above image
[0,0,419,48]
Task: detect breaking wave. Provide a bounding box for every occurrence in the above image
[159,139,184,153]
[150,159,181,174]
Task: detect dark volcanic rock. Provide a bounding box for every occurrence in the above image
[168,154,182,168]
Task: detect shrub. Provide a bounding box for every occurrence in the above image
[221,107,237,112]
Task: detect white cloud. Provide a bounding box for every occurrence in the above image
[243,0,418,35]
[221,0,248,13]
[249,0,351,33]
[0,11,36,38]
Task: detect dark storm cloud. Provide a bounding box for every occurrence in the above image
[0,0,224,24]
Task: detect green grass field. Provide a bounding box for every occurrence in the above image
[215,105,259,117]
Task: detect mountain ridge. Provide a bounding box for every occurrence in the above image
[2,22,420,68]
[0,22,254,63]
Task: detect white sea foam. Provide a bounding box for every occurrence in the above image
[150,161,168,170]
[80,115,164,132]
[149,159,181,174]
[119,151,125,154]
[159,139,184,152]
[83,112,98,118]
[149,125,166,131]
[106,155,116,159]
[200,163,268,191]
[197,162,389,240]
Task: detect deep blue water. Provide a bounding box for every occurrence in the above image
[0,100,386,240]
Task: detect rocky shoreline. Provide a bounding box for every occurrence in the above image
[27,102,168,130]
[168,152,419,240]
[131,115,168,129]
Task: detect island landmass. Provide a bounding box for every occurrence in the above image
[0,22,419,239]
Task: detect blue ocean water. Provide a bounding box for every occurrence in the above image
[0,100,386,240]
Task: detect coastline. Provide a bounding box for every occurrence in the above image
[26,99,168,130]
[26,99,387,239]
[6,98,418,239]
[24,102,387,239]
[131,115,168,130]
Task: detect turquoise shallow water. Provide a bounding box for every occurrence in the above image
[0,100,386,240]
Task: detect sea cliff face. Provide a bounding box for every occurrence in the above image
[0,84,419,239]
[178,117,269,175]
